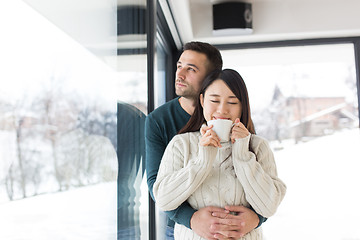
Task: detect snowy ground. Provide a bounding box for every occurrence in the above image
[262,128,360,240]
[0,182,117,240]
[0,129,359,240]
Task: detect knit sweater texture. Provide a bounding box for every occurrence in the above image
[153,131,286,240]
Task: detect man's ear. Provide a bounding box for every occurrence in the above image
[200,94,204,107]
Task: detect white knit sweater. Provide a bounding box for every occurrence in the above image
[153,131,286,240]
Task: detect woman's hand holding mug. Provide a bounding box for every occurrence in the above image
[200,124,222,148]
[230,118,250,143]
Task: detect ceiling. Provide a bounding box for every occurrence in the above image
[165,0,360,48]
[23,0,360,53]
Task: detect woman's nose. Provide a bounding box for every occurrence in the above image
[217,102,228,114]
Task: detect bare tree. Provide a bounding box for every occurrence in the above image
[34,77,79,191]
[14,117,26,198]
[3,97,41,200]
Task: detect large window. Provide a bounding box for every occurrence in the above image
[222,43,360,239]
[0,1,119,239]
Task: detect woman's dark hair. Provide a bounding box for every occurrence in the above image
[179,69,256,134]
[183,41,223,72]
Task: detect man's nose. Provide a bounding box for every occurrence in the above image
[176,68,186,79]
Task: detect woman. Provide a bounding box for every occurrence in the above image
[153,69,286,240]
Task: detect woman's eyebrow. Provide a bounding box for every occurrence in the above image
[208,94,237,98]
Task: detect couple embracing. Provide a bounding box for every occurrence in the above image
[146,41,286,240]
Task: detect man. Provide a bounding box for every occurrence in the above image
[145,41,266,240]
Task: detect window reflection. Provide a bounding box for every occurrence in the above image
[115,52,148,240]
[116,1,148,239]
[117,102,146,239]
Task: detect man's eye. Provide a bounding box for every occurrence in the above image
[188,67,195,72]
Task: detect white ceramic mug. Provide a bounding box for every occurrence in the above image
[207,119,233,142]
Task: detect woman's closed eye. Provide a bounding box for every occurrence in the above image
[210,100,238,105]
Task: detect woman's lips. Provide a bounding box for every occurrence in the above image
[213,117,230,120]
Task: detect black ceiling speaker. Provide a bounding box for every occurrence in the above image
[213,1,253,36]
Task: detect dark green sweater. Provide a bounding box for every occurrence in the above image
[145,97,266,229]
[145,97,193,228]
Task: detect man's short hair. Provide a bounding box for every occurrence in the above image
[183,41,223,73]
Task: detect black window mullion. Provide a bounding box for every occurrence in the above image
[146,0,156,240]
[354,40,360,127]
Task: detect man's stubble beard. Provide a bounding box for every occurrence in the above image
[175,85,198,100]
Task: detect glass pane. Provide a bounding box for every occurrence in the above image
[0,1,118,239]
[154,40,168,240]
[116,1,148,240]
[116,54,148,240]
[154,41,167,109]
[222,44,360,239]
